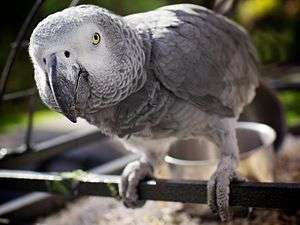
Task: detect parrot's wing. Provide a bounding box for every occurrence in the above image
[149,4,259,117]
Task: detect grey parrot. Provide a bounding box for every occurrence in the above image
[29,4,259,221]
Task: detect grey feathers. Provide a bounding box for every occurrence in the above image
[30,4,259,138]
[127,4,258,117]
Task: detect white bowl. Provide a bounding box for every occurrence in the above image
[164,122,276,181]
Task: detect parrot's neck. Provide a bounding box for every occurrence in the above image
[114,72,175,137]
[80,72,174,138]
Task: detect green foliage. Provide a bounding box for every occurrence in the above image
[278,91,300,126]
[252,28,295,63]
[107,182,120,199]
[42,1,69,14]
[0,109,60,133]
[237,0,281,25]
[46,170,88,195]
[122,0,168,14]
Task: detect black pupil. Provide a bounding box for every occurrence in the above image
[94,34,98,41]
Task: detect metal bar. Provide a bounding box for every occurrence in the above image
[0,154,138,220]
[24,95,36,151]
[69,0,81,7]
[0,130,106,168]
[289,124,300,135]
[261,63,300,79]
[2,88,36,101]
[0,0,80,103]
[0,193,58,216]
[10,40,29,49]
[271,81,300,91]
[0,170,299,209]
[0,0,45,101]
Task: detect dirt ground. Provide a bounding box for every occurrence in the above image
[39,135,300,225]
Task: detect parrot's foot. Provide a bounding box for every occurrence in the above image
[119,159,153,208]
[207,158,246,221]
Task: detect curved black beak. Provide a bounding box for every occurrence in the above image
[47,53,77,123]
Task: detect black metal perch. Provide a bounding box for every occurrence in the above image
[0,154,140,220]
[0,170,299,209]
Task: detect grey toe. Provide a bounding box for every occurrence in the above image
[216,174,231,221]
[119,160,153,208]
[207,167,244,221]
[207,174,218,214]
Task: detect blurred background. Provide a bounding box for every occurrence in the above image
[0,1,300,224]
[0,0,300,133]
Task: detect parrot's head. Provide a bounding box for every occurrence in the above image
[29,5,146,123]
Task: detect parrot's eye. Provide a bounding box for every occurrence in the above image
[92,33,101,45]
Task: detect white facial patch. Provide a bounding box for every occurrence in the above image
[71,24,111,77]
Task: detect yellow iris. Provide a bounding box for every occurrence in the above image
[92,33,101,45]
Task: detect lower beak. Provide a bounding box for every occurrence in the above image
[47,53,77,123]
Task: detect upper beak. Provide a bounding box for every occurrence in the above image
[47,53,77,123]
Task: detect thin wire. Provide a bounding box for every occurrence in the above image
[0,0,45,102]
[24,94,36,151]
[69,0,81,7]
[0,0,45,153]
[2,88,36,101]
[1,0,81,154]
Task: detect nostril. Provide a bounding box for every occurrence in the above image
[64,51,70,58]
[43,58,46,64]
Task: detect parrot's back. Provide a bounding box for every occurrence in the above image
[125,4,259,118]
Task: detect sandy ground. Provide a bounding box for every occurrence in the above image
[38,135,300,225]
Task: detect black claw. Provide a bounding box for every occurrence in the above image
[123,199,146,209]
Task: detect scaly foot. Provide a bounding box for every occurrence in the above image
[207,157,246,221]
[119,159,153,208]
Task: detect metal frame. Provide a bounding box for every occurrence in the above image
[0,154,139,221]
[0,0,300,222]
[0,0,91,159]
[0,170,299,209]
[0,130,106,168]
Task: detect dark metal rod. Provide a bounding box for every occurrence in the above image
[270,80,300,91]
[0,0,45,101]
[0,130,106,168]
[24,95,36,151]
[0,170,299,209]
[69,0,81,7]
[2,88,36,101]
[289,124,300,135]
[0,0,80,103]
[0,154,138,218]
